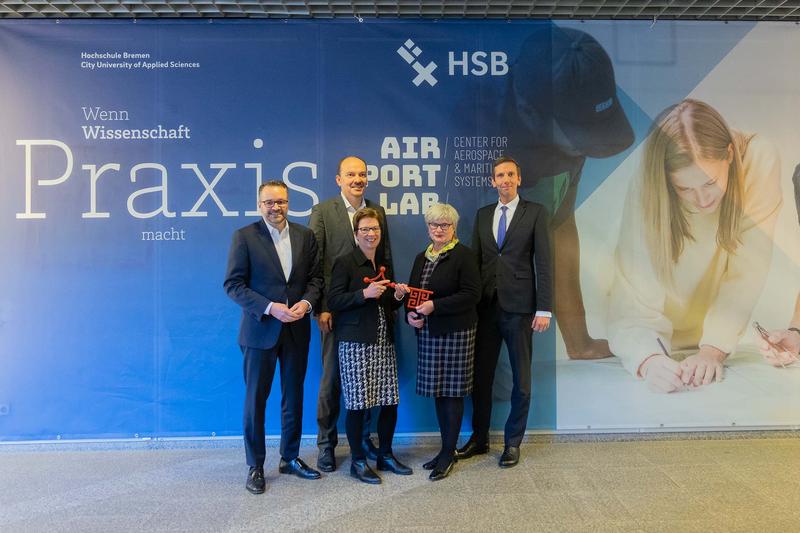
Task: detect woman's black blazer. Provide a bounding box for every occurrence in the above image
[407,242,480,337]
[328,247,403,344]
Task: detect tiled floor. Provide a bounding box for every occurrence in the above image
[1,435,799,532]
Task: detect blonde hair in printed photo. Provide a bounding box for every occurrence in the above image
[641,98,752,284]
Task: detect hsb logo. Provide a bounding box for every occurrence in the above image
[397,38,508,87]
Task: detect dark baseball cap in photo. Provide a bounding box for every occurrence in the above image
[512,25,634,159]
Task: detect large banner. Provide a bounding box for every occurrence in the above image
[1,19,798,440]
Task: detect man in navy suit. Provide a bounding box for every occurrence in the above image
[457,156,553,468]
[224,180,324,494]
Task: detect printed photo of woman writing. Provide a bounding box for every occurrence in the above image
[608,98,783,393]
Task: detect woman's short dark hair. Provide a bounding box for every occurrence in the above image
[352,207,382,233]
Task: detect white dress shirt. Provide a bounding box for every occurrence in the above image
[492,194,551,319]
[492,194,520,242]
[268,221,293,281]
[263,220,312,316]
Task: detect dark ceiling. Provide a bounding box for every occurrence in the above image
[1,1,799,20]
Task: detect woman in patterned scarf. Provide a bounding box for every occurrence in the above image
[407,203,481,480]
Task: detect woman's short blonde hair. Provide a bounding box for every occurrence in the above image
[424,203,460,233]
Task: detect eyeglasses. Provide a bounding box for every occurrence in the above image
[357,226,381,234]
[427,222,453,230]
[260,199,288,208]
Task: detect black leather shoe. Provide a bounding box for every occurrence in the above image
[279,458,321,479]
[455,436,489,460]
[429,458,455,481]
[350,459,381,484]
[317,448,336,473]
[363,437,379,461]
[377,453,413,475]
[423,453,457,470]
[422,455,439,470]
[246,466,265,494]
[499,446,520,468]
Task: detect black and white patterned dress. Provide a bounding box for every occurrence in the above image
[338,306,400,410]
[416,254,477,398]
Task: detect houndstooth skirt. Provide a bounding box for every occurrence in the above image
[338,307,400,410]
[415,256,476,398]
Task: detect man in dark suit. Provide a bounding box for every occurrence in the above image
[224,180,324,494]
[457,156,553,468]
[311,156,392,472]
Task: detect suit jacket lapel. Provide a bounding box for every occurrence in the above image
[334,196,357,249]
[287,222,303,283]
[484,204,499,252]
[502,199,527,248]
[256,219,287,283]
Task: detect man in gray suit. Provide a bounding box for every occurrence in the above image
[311,156,393,472]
